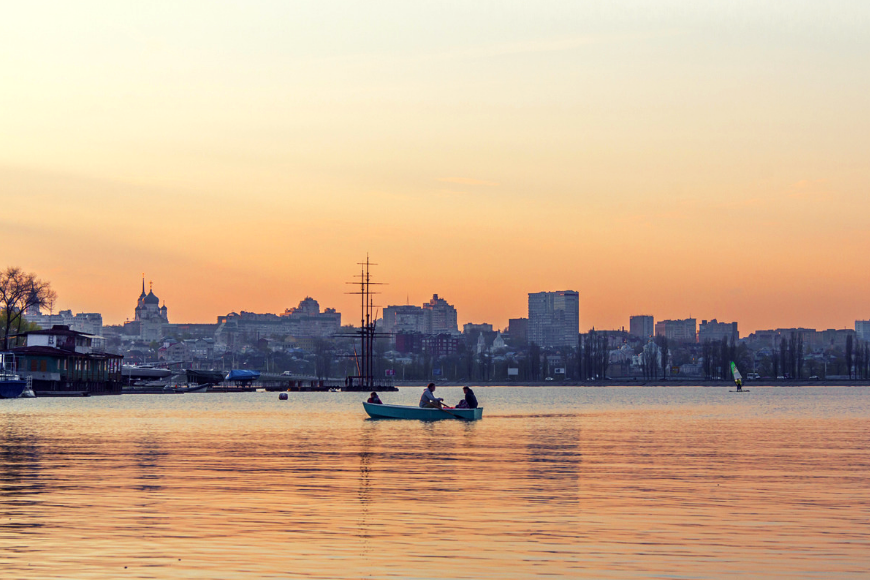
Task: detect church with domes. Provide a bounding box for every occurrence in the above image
[134,278,168,340]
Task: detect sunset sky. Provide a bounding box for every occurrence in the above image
[2,1,869,333]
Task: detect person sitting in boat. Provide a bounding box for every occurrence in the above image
[456,386,478,409]
[367,391,382,405]
[419,383,444,408]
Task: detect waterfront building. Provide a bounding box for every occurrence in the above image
[528,291,580,348]
[698,319,739,343]
[629,315,654,338]
[12,325,123,395]
[654,318,697,343]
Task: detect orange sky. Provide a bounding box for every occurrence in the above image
[3,2,869,333]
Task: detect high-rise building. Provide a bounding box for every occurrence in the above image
[654,318,697,343]
[856,320,870,342]
[528,291,580,348]
[698,319,738,343]
[422,294,458,334]
[508,318,529,344]
[629,315,654,338]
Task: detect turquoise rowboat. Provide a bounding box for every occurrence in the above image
[363,402,483,421]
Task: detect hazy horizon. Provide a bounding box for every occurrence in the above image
[3,1,868,333]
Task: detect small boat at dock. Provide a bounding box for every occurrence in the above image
[363,402,483,421]
[1,353,27,400]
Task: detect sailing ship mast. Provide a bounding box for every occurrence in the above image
[344,255,393,390]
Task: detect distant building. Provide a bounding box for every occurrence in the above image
[698,319,738,343]
[857,320,870,342]
[25,308,103,338]
[528,291,580,348]
[383,294,459,335]
[395,331,424,354]
[422,333,461,358]
[279,297,342,337]
[746,328,818,350]
[508,318,529,344]
[463,323,493,335]
[654,318,697,343]
[215,297,341,351]
[422,294,458,334]
[382,305,427,334]
[629,315,654,338]
[126,278,169,341]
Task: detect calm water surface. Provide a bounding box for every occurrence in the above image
[1,387,868,579]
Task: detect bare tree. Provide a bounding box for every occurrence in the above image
[846,334,854,380]
[1,267,57,349]
[655,335,669,379]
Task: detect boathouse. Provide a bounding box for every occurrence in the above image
[13,325,123,395]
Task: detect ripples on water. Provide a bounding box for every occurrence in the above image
[1,387,868,579]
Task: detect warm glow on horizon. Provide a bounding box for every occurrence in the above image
[3,2,869,334]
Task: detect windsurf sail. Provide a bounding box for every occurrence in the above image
[730,362,743,388]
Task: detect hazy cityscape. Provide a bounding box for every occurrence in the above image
[11,273,870,387]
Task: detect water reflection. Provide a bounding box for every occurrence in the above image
[0,388,868,579]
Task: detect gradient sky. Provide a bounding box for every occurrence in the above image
[2,1,869,333]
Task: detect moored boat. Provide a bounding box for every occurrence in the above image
[1,353,27,399]
[363,401,483,421]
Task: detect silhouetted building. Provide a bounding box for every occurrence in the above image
[655,318,696,343]
[629,315,654,338]
[423,294,458,334]
[528,291,580,348]
[698,319,738,343]
[463,322,493,335]
[124,277,169,341]
[508,318,528,344]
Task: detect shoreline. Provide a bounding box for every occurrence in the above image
[392,379,870,388]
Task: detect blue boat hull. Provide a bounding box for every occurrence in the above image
[363,402,483,421]
[0,379,27,399]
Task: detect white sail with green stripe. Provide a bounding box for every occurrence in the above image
[730,361,742,385]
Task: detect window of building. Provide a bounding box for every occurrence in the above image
[40,360,48,372]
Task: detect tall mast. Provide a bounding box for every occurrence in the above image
[348,254,387,389]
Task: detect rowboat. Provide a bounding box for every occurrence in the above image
[363,402,483,421]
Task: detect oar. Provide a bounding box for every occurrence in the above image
[437,406,468,421]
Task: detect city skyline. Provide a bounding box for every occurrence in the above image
[4,2,869,335]
[27,273,866,337]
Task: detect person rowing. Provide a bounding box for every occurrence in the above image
[367,391,382,405]
[419,383,444,408]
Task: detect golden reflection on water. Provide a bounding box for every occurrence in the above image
[1,388,869,579]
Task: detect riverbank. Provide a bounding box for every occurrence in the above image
[394,379,870,388]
